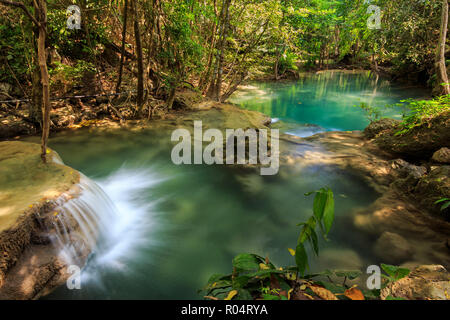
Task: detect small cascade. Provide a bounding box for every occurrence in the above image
[47,174,119,267]
[40,167,162,283]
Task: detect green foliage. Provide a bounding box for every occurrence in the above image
[393,95,450,135]
[296,187,335,276]
[278,51,298,73]
[0,19,32,84]
[49,60,96,88]
[47,4,108,59]
[435,198,450,212]
[357,94,450,134]
[380,264,410,285]
[356,102,382,122]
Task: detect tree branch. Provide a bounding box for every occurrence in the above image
[0,0,40,26]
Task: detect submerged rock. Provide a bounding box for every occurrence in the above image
[381,265,450,300]
[374,232,413,264]
[315,248,363,271]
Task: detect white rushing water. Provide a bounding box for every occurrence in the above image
[50,167,163,286]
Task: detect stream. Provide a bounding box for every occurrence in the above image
[37,70,430,299]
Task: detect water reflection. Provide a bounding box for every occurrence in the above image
[230,70,429,132]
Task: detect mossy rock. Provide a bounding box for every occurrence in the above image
[373,111,450,160]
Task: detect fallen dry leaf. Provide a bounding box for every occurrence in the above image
[344,287,365,300]
[308,285,339,300]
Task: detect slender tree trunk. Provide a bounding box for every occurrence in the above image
[334,25,340,58]
[116,0,128,93]
[166,86,176,109]
[213,0,231,101]
[132,0,144,110]
[30,42,43,126]
[35,0,50,163]
[274,47,281,80]
[199,21,217,91]
[435,0,450,95]
[30,5,42,127]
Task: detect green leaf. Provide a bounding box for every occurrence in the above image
[232,254,262,272]
[313,189,327,220]
[237,289,253,300]
[295,243,308,276]
[206,274,230,284]
[334,270,362,280]
[381,264,410,281]
[322,188,334,235]
[310,229,319,255]
[246,269,286,279]
[441,201,450,211]
[434,198,450,204]
[232,275,251,289]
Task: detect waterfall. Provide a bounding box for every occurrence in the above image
[44,168,163,283]
[46,175,119,267]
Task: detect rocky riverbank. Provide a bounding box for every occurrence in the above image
[0,141,90,299]
[276,115,450,294]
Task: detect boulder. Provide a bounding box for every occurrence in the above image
[389,159,427,179]
[374,231,413,264]
[363,118,401,139]
[432,147,450,164]
[173,88,203,110]
[373,111,450,159]
[413,165,450,215]
[381,265,450,300]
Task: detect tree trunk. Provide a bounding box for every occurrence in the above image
[213,0,231,101]
[207,0,231,101]
[166,86,176,109]
[30,50,43,126]
[132,0,144,110]
[30,5,42,127]
[35,0,50,163]
[334,25,340,58]
[435,0,450,95]
[274,48,281,80]
[199,21,217,92]
[116,0,128,93]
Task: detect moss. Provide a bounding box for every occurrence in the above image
[0,141,80,233]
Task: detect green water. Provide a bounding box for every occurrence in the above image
[229,70,428,135]
[42,71,428,299]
